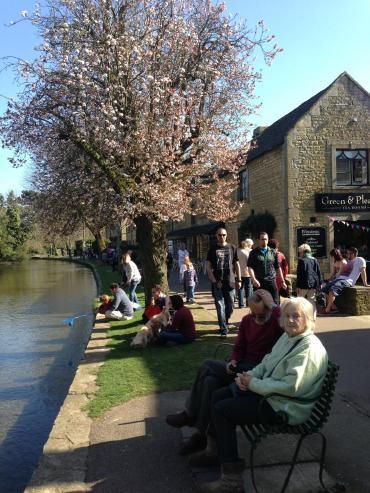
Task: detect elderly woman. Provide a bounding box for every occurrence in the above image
[296,243,323,318]
[166,290,283,455]
[194,297,328,493]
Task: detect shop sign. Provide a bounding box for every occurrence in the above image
[315,193,370,212]
[296,227,327,258]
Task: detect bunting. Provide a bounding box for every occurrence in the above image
[328,216,370,232]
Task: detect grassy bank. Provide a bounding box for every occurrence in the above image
[87,262,235,418]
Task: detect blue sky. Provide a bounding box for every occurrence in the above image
[0,0,369,197]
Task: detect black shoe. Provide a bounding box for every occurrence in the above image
[166,411,195,428]
[180,432,207,455]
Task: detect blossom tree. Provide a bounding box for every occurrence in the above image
[30,144,126,255]
[0,0,281,297]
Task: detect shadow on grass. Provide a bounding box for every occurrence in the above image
[86,262,239,418]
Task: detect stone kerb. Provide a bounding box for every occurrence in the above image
[24,319,111,493]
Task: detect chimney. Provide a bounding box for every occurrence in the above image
[253,126,268,139]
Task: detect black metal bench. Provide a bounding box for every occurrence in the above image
[240,360,339,493]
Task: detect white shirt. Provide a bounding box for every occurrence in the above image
[237,247,251,277]
[346,256,366,284]
[178,248,189,266]
[124,260,141,282]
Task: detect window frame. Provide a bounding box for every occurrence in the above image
[238,168,249,201]
[332,146,370,189]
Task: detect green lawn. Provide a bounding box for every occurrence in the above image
[86,262,236,418]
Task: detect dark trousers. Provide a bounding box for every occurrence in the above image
[210,387,277,463]
[212,284,235,335]
[185,359,256,435]
[255,279,279,305]
[238,277,253,308]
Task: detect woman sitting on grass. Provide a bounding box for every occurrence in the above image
[193,297,328,493]
[142,284,167,323]
[158,294,196,346]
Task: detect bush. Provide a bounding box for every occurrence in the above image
[239,211,277,239]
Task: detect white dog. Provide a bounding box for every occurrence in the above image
[131,308,170,348]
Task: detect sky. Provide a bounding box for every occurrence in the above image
[0,0,369,197]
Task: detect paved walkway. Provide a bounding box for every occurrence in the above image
[26,271,370,492]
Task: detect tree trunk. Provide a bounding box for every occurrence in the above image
[134,215,168,305]
[94,231,105,257]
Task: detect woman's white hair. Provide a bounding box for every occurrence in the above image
[280,297,315,331]
[245,238,254,248]
[298,243,311,253]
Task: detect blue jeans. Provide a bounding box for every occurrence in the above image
[186,285,195,302]
[128,280,140,304]
[212,284,235,335]
[237,277,253,308]
[158,331,193,344]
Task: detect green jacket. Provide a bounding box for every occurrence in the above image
[248,329,328,425]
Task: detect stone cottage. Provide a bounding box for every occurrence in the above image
[169,72,370,276]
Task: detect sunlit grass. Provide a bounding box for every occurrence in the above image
[86,262,236,418]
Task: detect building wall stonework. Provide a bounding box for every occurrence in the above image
[286,76,370,272]
[237,147,286,250]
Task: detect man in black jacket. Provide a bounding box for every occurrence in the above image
[296,243,323,317]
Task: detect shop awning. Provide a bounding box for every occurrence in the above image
[167,221,225,239]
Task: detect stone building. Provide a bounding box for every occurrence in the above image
[234,72,370,273]
[169,72,370,275]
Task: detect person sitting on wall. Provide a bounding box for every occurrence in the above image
[105,283,134,321]
[328,248,348,280]
[165,290,283,455]
[158,294,196,346]
[320,247,369,315]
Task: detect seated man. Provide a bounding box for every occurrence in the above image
[321,246,369,315]
[166,290,283,454]
[105,283,134,320]
[158,295,196,346]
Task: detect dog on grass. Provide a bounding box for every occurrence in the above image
[130,308,171,348]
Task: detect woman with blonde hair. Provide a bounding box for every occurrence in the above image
[195,297,328,493]
[121,251,142,305]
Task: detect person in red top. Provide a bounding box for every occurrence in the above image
[268,238,289,295]
[158,295,196,345]
[97,294,111,314]
[166,289,282,454]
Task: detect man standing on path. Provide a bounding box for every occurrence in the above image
[247,231,286,304]
[206,227,241,337]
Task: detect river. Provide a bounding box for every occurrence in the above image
[0,259,97,493]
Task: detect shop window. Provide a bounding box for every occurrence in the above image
[336,149,368,186]
[238,168,249,200]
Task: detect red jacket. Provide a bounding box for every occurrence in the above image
[231,306,283,364]
[168,306,196,340]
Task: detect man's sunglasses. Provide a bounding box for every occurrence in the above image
[217,234,226,237]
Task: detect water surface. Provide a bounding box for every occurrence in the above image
[0,260,96,493]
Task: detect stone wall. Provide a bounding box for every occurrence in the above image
[234,147,286,249]
[286,75,370,272]
[335,286,370,315]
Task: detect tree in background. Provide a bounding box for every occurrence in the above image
[239,211,277,240]
[0,192,31,260]
[0,0,281,299]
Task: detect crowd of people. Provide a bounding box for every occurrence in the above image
[96,228,368,349]
[93,228,368,491]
